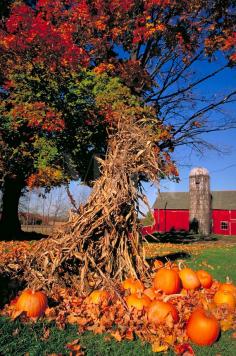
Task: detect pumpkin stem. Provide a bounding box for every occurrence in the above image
[226,276,232,284]
[178,261,186,270]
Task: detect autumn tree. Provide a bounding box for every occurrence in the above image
[0,0,236,239]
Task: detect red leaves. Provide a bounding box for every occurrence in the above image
[1,1,89,71]
[26,167,63,189]
[175,343,195,356]
[8,102,64,132]
[66,339,84,355]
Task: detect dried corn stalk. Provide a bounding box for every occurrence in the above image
[1,111,168,294]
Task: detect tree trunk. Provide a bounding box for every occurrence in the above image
[0,175,24,240]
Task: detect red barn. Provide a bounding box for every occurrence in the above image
[142,190,236,236]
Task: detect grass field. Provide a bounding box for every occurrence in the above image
[0,236,236,355]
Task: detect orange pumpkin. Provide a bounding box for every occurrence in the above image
[213,290,236,309]
[186,308,220,346]
[126,293,151,310]
[88,290,109,304]
[153,268,181,295]
[147,300,179,324]
[179,268,201,290]
[122,278,144,294]
[16,289,48,318]
[219,282,236,296]
[196,270,213,289]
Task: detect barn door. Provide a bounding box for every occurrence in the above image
[230,221,236,235]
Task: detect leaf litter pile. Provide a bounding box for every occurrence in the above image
[0,259,236,355]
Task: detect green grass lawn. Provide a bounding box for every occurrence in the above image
[0,243,236,355]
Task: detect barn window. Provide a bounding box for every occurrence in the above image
[220,221,229,230]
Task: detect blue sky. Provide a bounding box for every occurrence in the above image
[141,125,236,211]
[69,58,236,213]
[140,53,236,209]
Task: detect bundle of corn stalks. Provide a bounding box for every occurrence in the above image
[1,110,172,294]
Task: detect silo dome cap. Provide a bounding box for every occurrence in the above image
[190,167,209,176]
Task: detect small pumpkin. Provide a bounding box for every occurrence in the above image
[219,282,236,296]
[122,278,144,294]
[153,268,181,294]
[88,290,109,304]
[196,270,213,289]
[147,300,179,324]
[16,289,48,318]
[179,268,201,290]
[186,308,220,346]
[126,293,151,310]
[213,290,236,309]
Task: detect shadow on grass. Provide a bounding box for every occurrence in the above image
[0,275,26,308]
[144,230,218,244]
[0,230,48,241]
[18,230,48,241]
[146,251,191,265]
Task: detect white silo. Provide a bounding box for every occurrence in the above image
[189,167,211,235]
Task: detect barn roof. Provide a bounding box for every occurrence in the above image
[153,191,236,210]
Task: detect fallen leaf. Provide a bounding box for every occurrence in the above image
[12,328,20,336]
[11,310,24,320]
[41,326,50,340]
[232,332,236,339]
[164,335,175,345]
[66,339,84,355]
[67,315,87,325]
[220,315,233,331]
[110,330,122,342]
[151,342,168,353]
[125,329,134,341]
[175,343,195,355]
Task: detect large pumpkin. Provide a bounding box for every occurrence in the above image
[126,293,151,310]
[147,300,179,324]
[179,268,201,290]
[16,289,48,318]
[153,269,181,294]
[186,308,220,346]
[213,290,236,309]
[196,270,213,289]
